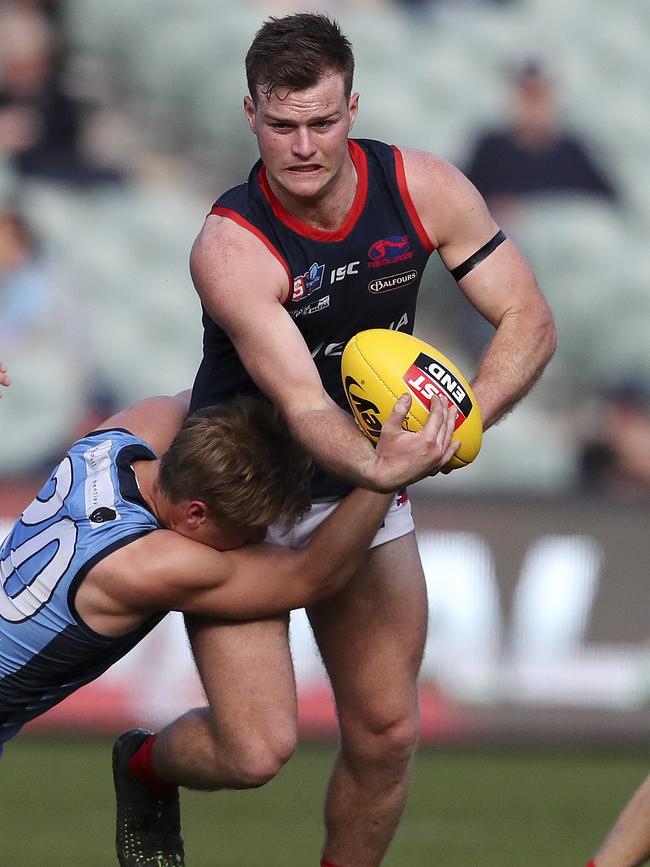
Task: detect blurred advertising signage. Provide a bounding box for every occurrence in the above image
[410,495,650,709]
[2,492,650,737]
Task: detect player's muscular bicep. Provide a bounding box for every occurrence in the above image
[400,148,545,322]
[191,216,330,413]
[453,238,544,326]
[102,531,234,614]
[189,544,315,618]
[135,537,311,619]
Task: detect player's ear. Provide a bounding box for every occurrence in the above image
[243,95,257,132]
[348,92,359,130]
[185,500,209,527]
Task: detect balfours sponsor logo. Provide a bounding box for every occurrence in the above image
[368,270,418,294]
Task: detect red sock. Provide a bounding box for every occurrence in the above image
[586,861,597,867]
[321,860,342,867]
[128,734,178,797]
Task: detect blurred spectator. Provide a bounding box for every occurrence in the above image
[0,3,123,186]
[578,380,650,497]
[0,205,52,348]
[0,201,117,479]
[0,202,87,354]
[19,0,61,25]
[464,61,618,221]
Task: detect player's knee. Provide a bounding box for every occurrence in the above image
[342,708,419,770]
[373,715,419,765]
[222,720,297,788]
[234,732,297,788]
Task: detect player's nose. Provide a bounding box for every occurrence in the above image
[291,127,317,158]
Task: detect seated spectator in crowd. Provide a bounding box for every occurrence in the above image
[0,201,87,374]
[19,0,61,25]
[578,380,650,498]
[0,203,120,479]
[0,206,52,348]
[0,4,123,186]
[464,61,618,219]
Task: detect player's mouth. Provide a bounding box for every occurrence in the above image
[287,164,323,174]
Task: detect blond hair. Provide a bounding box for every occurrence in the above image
[158,396,312,530]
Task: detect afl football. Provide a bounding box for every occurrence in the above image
[341,329,482,470]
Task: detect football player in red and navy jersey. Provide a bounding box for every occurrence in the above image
[183,13,554,867]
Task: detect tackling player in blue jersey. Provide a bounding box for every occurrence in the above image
[0,367,458,865]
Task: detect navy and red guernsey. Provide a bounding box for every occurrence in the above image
[190,138,435,498]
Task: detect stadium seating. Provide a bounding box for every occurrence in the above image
[3,0,648,491]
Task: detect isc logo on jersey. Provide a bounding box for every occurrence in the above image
[403,352,473,426]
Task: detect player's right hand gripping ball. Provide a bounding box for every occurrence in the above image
[341,329,482,470]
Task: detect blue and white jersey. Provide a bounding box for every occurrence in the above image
[0,429,163,748]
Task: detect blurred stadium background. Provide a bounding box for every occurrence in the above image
[1,0,649,863]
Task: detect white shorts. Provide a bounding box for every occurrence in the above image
[266,490,414,550]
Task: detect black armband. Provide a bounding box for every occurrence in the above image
[449,230,507,282]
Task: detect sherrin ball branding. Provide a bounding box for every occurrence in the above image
[341,329,482,470]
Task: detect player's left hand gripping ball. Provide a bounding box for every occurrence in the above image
[341,329,482,470]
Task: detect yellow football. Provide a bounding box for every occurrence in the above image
[341,329,482,470]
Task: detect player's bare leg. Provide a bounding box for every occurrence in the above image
[113,608,297,865]
[589,773,650,867]
[151,613,297,790]
[308,532,428,867]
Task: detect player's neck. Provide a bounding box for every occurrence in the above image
[266,153,358,231]
[131,460,164,519]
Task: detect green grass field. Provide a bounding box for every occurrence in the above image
[2,736,647,866]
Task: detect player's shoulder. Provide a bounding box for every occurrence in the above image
[190,206,289,302]
[97,394,189,455]
[191,206,282,266]
[192,167,267,261]
[397,146,472,193]
[398,146,487,231]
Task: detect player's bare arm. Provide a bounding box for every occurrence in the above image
[191,217,455,491]
[77,393,456,634]
[400,148,557,429]
[98,391,191,456]
[91,486,390,628]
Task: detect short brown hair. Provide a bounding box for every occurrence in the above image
[245,13,354,103]
[158,396,312,530]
